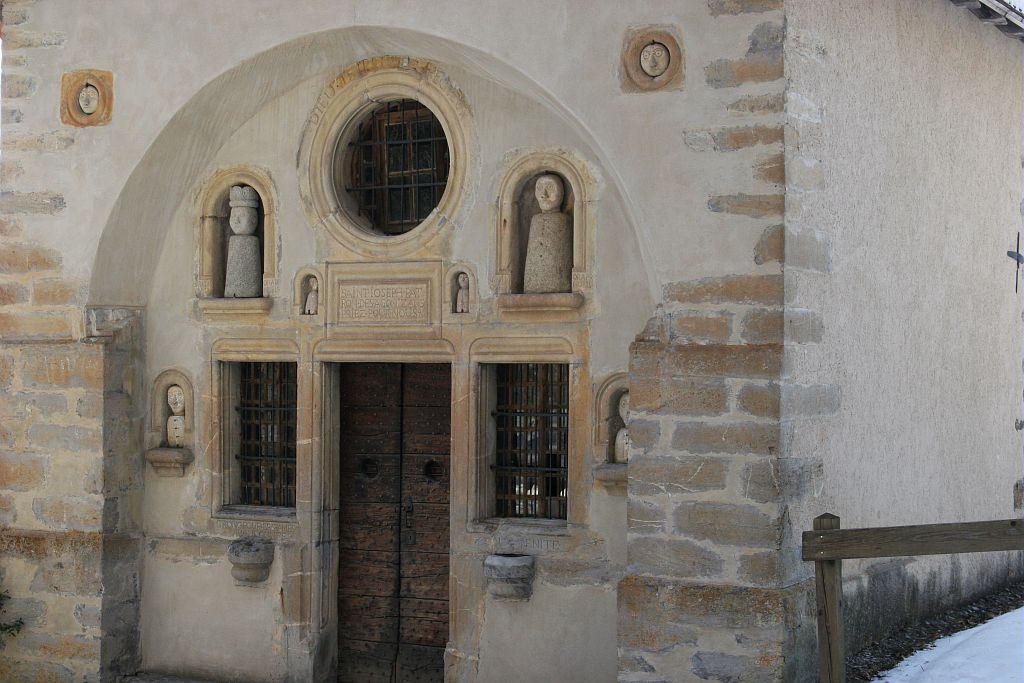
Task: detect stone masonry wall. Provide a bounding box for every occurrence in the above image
[617,1,819,681]
[0,1,144,680]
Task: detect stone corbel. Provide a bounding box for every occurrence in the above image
[228,538,275,584]
[483,554,536,600]
[144,447,194,477]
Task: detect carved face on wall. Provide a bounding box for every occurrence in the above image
[229,206,258,236]
[457,272,469,288]
[640,42,670,78]
[308,275,318,292]
[78,84,100,115]
[535,174,564,213]
[167,385,186,416]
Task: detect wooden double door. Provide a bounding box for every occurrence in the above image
[337,363,451,682]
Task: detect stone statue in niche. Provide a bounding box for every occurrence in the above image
[455,272,469,313]
[303,276,319,315]
[223,185,262,298]
[613,391,630,463]
[640,42,670,78]
[523,174,572,293]
[166,385,186,448]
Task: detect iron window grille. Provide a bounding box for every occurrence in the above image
[492,363,569,520]
[346,99,450,236]
[236,362,297,507]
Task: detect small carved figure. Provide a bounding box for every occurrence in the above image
[523,174,573,293]
[455,272,470,313]
[613,392,630,463]
[223,185,262,298]
[303,276,319,315]
[166,385,186,448]
[78,84,100,115]
[640,42,670,78]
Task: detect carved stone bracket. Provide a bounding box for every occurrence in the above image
[228,538,275,584]
[483,554,536,600]
[593,463,627,496]
[144,447,194,477]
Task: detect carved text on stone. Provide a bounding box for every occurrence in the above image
[336,282,429,322]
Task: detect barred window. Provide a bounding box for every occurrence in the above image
[491,363,569,520]
[344,99,450,236]
[235,362,297,507]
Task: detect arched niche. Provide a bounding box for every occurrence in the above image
[149,368,195,449]
[194,165,278,301]
[494,151,595,297]
[292,266,323,319]
[594,372,628,464]
[443,263,478,322]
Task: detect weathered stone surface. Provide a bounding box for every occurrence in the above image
[1,29,67,50]
[783,383,840,417]
[20,348,103,390]
[787,229,831,272]
[672,421,778,456]
[666,344,782,380]
[1,158,25,185]
[755,152,785,185]
[32,497,102,531]
[32,279,85,305]
[0,659,75,683]
[708,193,784,218]
[627,498,666,534]
[2,131,75,153]
[632,376,729,416]
[708,0,782,15]
[483,553,535,600]
[1,106,24,124]
[0,312,74,340]
[0,355,13,391]
[0,217,24,237]
[2,596,45,629]
[706,23,784,88]
[0,493,16,524]
[27,424,101,452]
[18,632,100,661]
[629,537,723,578]
[227,538,275,583]
[0,281,30,305]
[691,650,779,681]
[674,502,782,548]
[0,243,62,272]
[670,313,732,343]
[3,6,30,25]
[619,576,787,633]
[0,392,68,418]
[76,394,103,420]
[618,581,701,652]
[0,530,103,596]
[753,224,784,265]
[0,192,67,215]
[684,125,782,152]
[629,418,661,453]
[1,74,38,99]
[741,309,783,343]
[737,383,780,418]
[0,451,47,491]
[727,92,784,114]
[74,602,101,631]
[629,457,728,495]
[665,275,783,306]
[786,309,824,344]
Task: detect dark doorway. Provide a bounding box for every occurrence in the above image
[337,363,451,683]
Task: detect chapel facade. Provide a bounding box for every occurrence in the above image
[1,1,1023,682]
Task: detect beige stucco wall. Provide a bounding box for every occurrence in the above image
[784,0,1024,649]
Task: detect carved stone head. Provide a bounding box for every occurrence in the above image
[457,272,469,288]
[617,391,630,422]
[167,385,186,416]
[228,185,260,236]
[78,84,100,115]
[640,42,670,78]
[308,275,318,292]
[535,174,564,213]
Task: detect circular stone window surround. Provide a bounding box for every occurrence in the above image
[298,57,473,258]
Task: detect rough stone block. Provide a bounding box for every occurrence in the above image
[0,392,69,418]
[1,74,38,99]
[705,23,784,88]
[76,394,103,420]
[0,312,74,340]
[708,0,782,15]
[787,229,831,272]
[727,92,784,114]
[670,313,732,343]
[691,651,779,681]
[618,578,701,653]
[0,354,14,390]
[0,282,29,306]
[0,243,61,272]
[32,497,102,532]
[785,309,824,344]
[741,309,783,344]
[684,125,782,152]
[74,603,101,631]
[667,344,782,380]
[0,192,67,215]
[2,131,75,153]
[628,457,728,496]
[0,530,103,597]
[753,224,783,265]
[708,193,784,218]
[32,279,86,305]
[755,152,785,185]
[674,502,782,548]
[665,275,783,306]
[629,418,661,453]
[632,376,729,416]
[27,424,101,452]
[782,384,840,416]
[1,158,24,184]
[1,29,67,50]
[627,499,666,534]
[736,382,780,419]
[19,632,100,661]
[20,347,103,390]
[1,106,23,124]
[0,217,24,237]
[0,451,47,491]
[0,659,75,683]
[0,493,16,524]
[628,537,723,578]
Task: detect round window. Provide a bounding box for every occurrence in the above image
[336,99,450,237]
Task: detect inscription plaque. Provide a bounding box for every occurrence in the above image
[326,261,442,337]
[337,282,429,323]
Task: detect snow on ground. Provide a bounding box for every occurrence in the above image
[872,606,1024,682]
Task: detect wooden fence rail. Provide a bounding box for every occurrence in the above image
[801,513,1024,682]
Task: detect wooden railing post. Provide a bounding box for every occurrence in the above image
[814,513,845,682]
